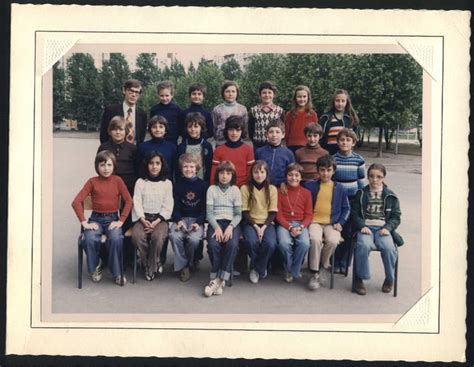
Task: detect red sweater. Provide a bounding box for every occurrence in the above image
[210,143,255,187]
[71,175,133,223]
[276,185,313,230]
[284,110,318,147]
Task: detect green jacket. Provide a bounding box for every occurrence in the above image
[351,184,404,246]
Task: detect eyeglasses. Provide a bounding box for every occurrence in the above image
[127,88,142,95]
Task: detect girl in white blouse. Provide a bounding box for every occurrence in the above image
[131,151,173,281]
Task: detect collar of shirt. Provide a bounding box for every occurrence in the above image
[123,102,136,118]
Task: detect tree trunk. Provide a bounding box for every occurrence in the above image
[377,126,383,157]
[385,128,394,150]
[358,128,365,147]
[417,124,423,149]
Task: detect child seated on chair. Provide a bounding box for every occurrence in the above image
[351,163,403,296]
[131,151,173,281]
[169,153,208,282]
[303,155,350,290]
[71,150,133,286]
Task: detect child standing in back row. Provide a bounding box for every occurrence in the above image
[178,83,214,139]
[72,151,132,286]
[319,89,359,155]
[212,81,249,146]
[150,80,182,145]
[284,85,318,153]
[248,81,285,149]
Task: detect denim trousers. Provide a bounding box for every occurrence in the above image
[81,211,123,278]
[169,217,204,271]
[206,220,240,281]
[276,221,310,278]
[242,223,276,277]
[355,225,398,282]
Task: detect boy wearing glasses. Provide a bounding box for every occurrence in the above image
[100,78,148,145]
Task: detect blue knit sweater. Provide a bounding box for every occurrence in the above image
[138,138,177,180]
[177,137,213,182]
[332,151,366,199]
[172,176,208,225]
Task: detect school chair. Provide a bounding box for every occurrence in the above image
[350,239,399,297]
[77,196,127,288]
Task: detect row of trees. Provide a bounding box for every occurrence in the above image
[53,52,422,154]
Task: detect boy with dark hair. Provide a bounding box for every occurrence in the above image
[295,123,329,181]
[303,155,350,290]
[100,78,147,145]
[178,83,214,139]
[177,112,213,182]
[255,119,295,187]
[150,80,182,145]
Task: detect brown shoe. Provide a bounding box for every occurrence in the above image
[355,278,366,295]
[382,279,393,293]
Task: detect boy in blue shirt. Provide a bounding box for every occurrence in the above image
[150,80,182,145]
[178,83,214,140]
[255,119,295,187]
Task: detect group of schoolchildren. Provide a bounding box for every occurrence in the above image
[72,78,403,298]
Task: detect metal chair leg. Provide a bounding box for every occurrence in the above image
[78,239,83,289]
[394,254,399,297]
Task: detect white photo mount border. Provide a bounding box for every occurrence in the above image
[34,31,440,333]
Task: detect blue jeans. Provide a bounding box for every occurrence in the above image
[169,217,204,271]
[355,225,398,282]
[81,212,123,278]
[276,221,310,278]
[242,223,276,277]
[206,220,240,281]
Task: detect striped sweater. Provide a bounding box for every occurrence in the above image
[332,151,366,198]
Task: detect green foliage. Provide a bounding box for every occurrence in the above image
[137,84,157,116]
[132,53,161,88]
[101,53,131,106]
[65,53,103,131]
[220,58,242,81]
[53,62,66,124]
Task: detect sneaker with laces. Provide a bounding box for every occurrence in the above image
[91,258,103,282]
[308,273,321,290]
[249,269,259,284]
[284,272,294,283]
[157,264,164,274]
[204,279,222,297]
[115,275,127,286]
[214,280,225,295]
[180,267,190,282]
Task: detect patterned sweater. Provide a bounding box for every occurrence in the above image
[212,102,248,145]
[248,104,285,146]
[131,178,174,222]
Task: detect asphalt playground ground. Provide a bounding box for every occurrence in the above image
[50,133,423,320]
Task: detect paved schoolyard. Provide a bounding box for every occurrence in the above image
[51,134,422,318]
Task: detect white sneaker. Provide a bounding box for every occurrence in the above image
[91,258,103,282]
[204,279,222,297]
[308,273,320,290]
[284,272,294,283]
[214,280,225,295]
[249,269,259,284]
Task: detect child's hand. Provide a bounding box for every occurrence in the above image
[150,218,162,228]
[82,221,98,230]
[190,223,200,232]
[140,217,153,229]
[212,227,224,242]
[108,221,123,230]
[257,225,267,242]
[222,225,234,242]
[378,228,390,236]
[176,221,187,232]
[333,223,343,232]
[290,226,301,237]
[361,226,372,234]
